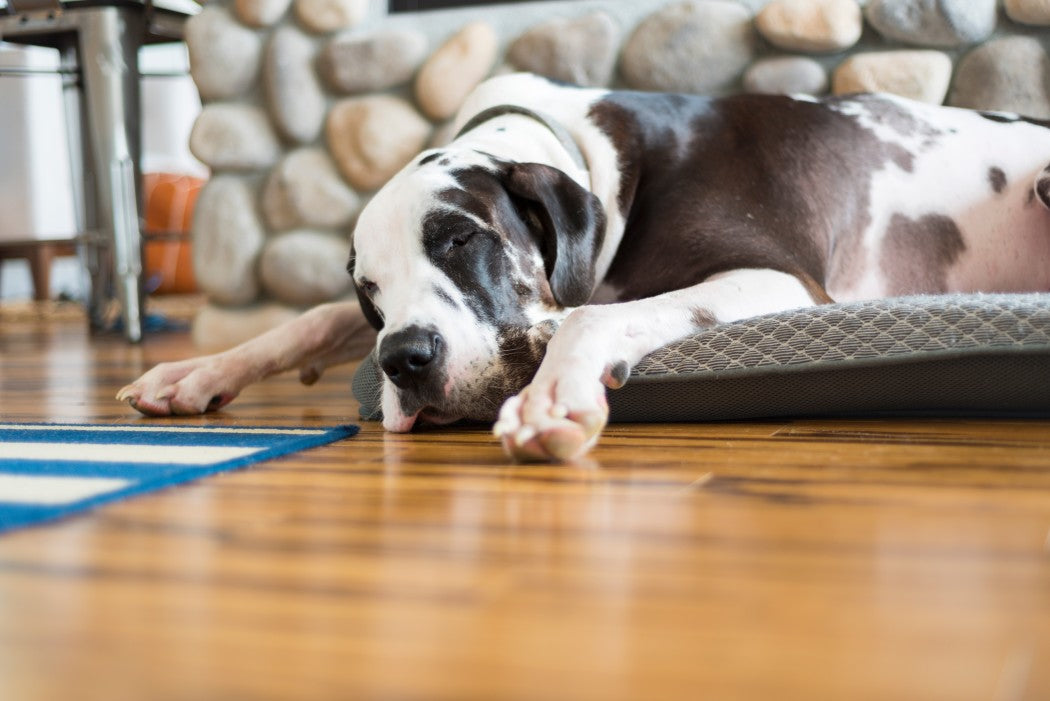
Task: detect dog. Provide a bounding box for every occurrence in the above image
[119,73,1050,461]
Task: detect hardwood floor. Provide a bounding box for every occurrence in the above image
[1,311,1049,701]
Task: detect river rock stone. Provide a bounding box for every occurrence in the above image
[262,148,361,230]
[415,21,499,120]
[192,302,300,351]
[744,56,828,95]
[264,26,326,144]
[429,120,457,149]
[756,0,862,53]
[184,7,261,100]
[1004,0,1050,25]
[326,95,431,191]
[192,176,264,306]
[948,37,1050,119]
[621,1,755,94]
[234,0,291,27]
[833,50,953,104]
[189,104,280,170]
[295,0,368,34]
[259,230,353,306]
[865,0,996,47]
[319,29,427,93]
[506,12,619,87]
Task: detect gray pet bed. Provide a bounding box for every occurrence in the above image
[352,294,1050,423]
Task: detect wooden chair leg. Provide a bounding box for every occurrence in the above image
[27,244,55,302]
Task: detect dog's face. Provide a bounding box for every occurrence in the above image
[349,148,605,431]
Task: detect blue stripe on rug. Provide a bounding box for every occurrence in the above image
[0,423,358,534]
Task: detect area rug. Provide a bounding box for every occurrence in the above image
[0,423,358,534]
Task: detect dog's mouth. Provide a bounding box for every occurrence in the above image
[388,383,511,432]
[382,399,466,432]
[418,407,462,425]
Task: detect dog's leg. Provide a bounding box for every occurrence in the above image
[117,301,377,416]
[493,269,824,461]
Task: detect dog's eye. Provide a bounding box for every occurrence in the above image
[450,230,476,249]
[358,279,378,296]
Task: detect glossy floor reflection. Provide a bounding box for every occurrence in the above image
[1,312,1049,701]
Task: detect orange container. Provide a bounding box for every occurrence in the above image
[142,173,205,295]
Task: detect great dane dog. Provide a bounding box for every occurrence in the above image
[120,73,1050,461]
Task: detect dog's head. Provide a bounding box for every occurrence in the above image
[349,148,606,431]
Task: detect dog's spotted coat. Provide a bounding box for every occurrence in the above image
[121,74,1050,461]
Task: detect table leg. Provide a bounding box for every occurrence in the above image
[77,7,145,342]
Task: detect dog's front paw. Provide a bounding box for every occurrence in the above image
[117,357,241,416]
[493,373,609,462]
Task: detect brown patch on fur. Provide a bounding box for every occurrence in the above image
[880,213,966,295]
[796,272,835,304]
[437,184,496,226]
[588,92,923,304]
[489,326,548,411]
[692,308,717,328]
[853,93,942,141]
[988,167,1007,194]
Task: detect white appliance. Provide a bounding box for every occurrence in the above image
[0,41,78,242]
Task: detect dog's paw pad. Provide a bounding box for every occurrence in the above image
[495,382,608,462]
[499,419,589,462]
[537,422,590,461]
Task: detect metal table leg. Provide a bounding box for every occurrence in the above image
[77,6,145,342]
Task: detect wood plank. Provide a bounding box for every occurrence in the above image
[1,313,1048,701]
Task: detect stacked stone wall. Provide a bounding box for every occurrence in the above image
[184,0,1050,348]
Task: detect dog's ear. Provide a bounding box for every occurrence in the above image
[503,162,606,307]
[347,248,384,330]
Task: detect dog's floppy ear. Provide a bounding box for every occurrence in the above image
[347,248,384,330]
[504,162,606,307]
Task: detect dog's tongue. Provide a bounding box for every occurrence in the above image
[382,409,419,432]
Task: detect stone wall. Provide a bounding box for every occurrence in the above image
[184,0,1050,349]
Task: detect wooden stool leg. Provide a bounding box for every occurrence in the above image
[27,244,55,302]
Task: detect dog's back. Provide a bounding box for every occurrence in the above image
[464,74,1050,304]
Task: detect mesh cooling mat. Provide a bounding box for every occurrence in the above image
[352,294,1050,423]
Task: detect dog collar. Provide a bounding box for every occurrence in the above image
[455,104,589,173]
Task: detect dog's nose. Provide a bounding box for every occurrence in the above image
[378,325,445,391]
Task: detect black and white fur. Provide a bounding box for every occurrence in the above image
[121,73,1050,461]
